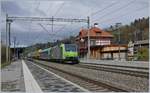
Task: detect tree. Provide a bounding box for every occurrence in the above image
[137,47,149,61]
[106,17,149,44]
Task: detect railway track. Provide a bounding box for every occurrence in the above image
[25,61,85,92]
[74,63,149,78]
[29,60,129,92]
[80,62,149,70]
[29,58,149,78]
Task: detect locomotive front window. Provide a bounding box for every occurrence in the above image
[65,44,77,52]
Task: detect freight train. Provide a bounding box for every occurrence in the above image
[28,43,79,64]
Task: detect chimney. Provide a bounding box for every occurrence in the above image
[94,23,98,27]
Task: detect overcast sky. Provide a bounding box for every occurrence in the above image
[1,0,149,46]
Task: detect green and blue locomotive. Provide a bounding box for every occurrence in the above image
[30,43,79,64]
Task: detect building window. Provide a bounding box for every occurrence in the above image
[96,32,101,36]
[90,40,95,46]
[96,40,110,45]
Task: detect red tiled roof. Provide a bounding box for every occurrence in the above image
[79,27,113,38]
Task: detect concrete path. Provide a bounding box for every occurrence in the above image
[1,60,25,92]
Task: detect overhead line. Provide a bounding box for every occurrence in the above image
[55,24,67,33]
[100,6,147,24]
[27,21,32,45]
[92,0,135,22]
[91,1,119,16]
[34,0,40,11]
[65,23,87,37]
[38,23,65,37]
[34,23,49,41]
[53,22,77,39]
[54,1,65,16]
[8,17,88,23]
[1,4,5,12]
[47,2,52,15]
[38,23,52,35]
[32,25,55,44]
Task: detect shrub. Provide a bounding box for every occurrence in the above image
[137,47,149,61]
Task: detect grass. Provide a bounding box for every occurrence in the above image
[1,61,11,69]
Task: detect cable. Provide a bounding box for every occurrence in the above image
[92,0,135,22]
[1,1,8,14]
[54,1,65,16]
[30,0,37,13]
[1,3,5,12]
[38,23,51,34]
[34,0,40,11]
[55,24,67,33]
[51,2,65,33]
[46,2,52,15]
[91,1,119,16]
[65,23,87,37]
[100,6,147,24]
[38,23,65,37]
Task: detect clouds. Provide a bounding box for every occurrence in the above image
[1,1,31,16]
[1,0,149,46]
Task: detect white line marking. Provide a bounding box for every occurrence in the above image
[30,61,89,92]
[22,60,43,93]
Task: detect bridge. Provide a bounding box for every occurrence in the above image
[10,45,27,59]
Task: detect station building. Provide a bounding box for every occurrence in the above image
[76,23,128,60]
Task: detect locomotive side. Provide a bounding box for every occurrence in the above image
[29,43,79,64]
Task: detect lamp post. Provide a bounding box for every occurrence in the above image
[80,38,85,59]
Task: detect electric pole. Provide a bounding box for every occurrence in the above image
[6,14,8,63]
[16,42,19,59]
[52,16,54,32]
[8,21,11,63]
[116,23,122,61]
[13,37,16,59]
[87,16,90,59]
[6,14,13,63]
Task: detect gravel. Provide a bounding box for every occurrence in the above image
[34,60,149,92]
[25,61,85,92]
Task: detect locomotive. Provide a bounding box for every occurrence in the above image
[28,43,79,64]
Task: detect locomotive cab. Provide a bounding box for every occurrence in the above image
[63,44,79,63]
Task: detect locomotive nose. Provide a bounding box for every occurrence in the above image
[64,52,78,57]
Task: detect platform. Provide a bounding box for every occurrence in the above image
[22,60,43,93]
[1,60,25,92]
[1,60,88,92]
[80,59,149,69]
